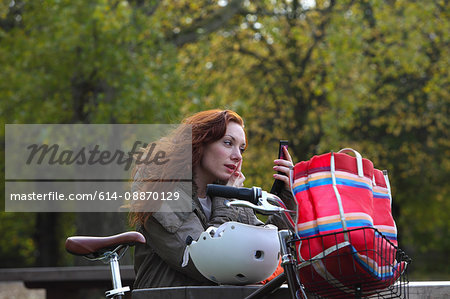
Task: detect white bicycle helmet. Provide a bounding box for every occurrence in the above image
[184,222,280,285]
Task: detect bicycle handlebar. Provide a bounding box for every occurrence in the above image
[206,184,296,231]
[206,184,262,205]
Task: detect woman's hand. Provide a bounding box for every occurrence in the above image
[226,160,245,187]
[273,145,293,190]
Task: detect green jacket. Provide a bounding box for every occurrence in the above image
[132,178,294,288]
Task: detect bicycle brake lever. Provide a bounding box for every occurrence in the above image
[225,199,283,214]
[225,191,294,214]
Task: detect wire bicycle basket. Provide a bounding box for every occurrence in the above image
[293,227,411,299]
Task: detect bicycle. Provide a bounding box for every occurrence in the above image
[65,184,410,299]
[205,184,411,299]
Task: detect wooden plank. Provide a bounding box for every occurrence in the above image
[0,266,135,299]
[0,265,135,282]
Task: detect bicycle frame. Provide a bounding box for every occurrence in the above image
[87,246,130,299]
[225,190,308,299]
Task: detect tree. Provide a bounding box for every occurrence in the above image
[332,1,449,277]
[0,0,186,266]
[172,0,449,278]
[1,0,448,279]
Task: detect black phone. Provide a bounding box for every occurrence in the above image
[270,140,288,195]
[277,140,289,164]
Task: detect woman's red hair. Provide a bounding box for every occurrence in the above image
[184,109,247,170]
[129,109,246,225]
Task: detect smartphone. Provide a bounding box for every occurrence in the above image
[277,140,289,163]
[270,140,288,195]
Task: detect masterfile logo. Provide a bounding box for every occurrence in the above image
[5,124,192,212]
[25,141,169,171]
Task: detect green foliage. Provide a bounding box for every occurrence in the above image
[174,0,449,278]
[0,0,448,279]
[323,1,449,277]
[0,0,187,124]
[0,212,36,267]
[0,0,187,267]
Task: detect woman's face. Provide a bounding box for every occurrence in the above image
[198,121,246,183]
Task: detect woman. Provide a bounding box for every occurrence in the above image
[130,109,294,288]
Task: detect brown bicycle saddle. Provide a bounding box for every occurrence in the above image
[65,231,146,256]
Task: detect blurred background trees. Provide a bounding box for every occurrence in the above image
[0,0,448,279]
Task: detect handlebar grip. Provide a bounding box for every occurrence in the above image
[206,184,262,205]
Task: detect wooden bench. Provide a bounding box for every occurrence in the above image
[0,265,135,299]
